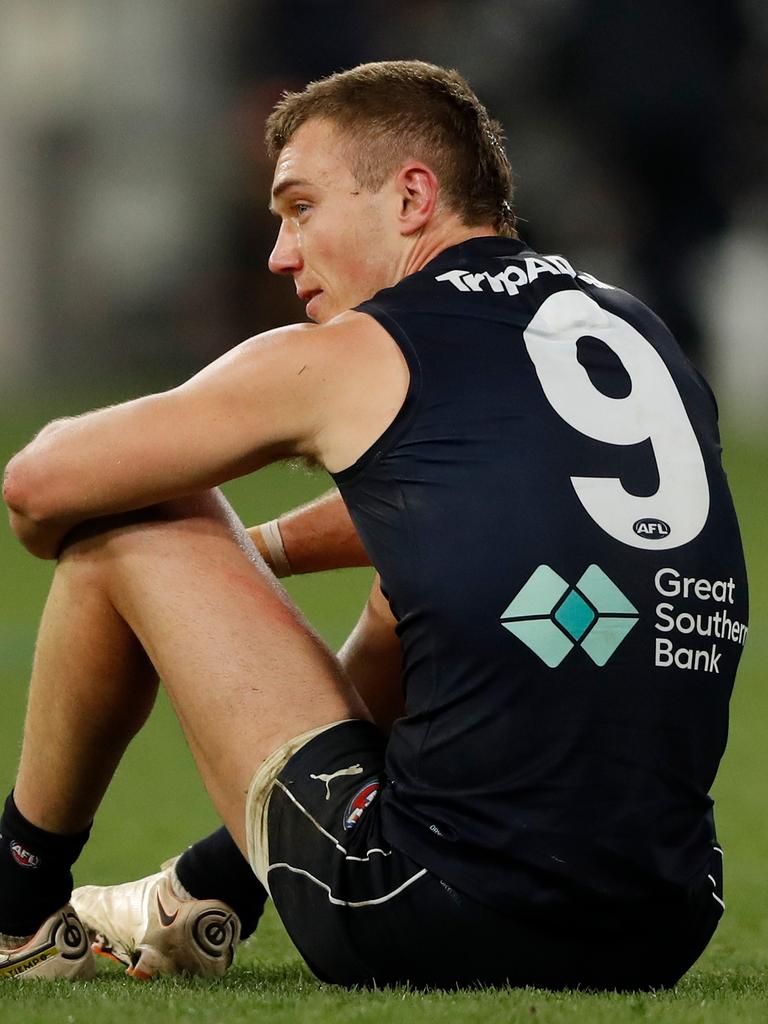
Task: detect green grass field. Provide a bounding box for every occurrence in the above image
[0,395,766,1022]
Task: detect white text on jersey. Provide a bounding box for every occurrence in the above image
[435,255,613,297]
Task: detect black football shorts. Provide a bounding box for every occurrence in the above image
[251,719,721,989]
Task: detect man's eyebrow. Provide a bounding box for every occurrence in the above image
[269,178,310,212]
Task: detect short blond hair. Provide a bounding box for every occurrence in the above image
[265,60,516,237]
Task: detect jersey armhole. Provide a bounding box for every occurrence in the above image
[331,302,423,485]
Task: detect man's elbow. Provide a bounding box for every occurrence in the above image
[4,452,29,513]
[3,449,51,524]
[3,417,74,520]
[3,454,68,559]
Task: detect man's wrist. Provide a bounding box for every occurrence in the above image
[260,518,292,578]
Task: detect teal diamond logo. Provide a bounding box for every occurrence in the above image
[500,565,638,668]
[554,591,595,641]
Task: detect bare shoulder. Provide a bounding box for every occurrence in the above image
[201,312,409,473]
[302,310,411,474]
[284,309,405,366]
[229,311,398,377]
[176,313,407,472]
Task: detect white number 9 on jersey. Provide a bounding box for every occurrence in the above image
[523,290,709,550]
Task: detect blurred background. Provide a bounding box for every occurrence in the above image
[0,0,767,425]
[0,0,767,973]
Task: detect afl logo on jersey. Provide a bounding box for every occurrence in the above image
[343,780,381,830]
[633,518,671,540]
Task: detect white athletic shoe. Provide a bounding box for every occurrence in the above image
[71,860,240,980]
[0,905,95,980]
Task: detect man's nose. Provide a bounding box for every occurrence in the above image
[268,222,302,275]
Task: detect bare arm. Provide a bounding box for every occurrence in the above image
[2,324,329,558]
[248,489,371,576]
[3,310,408,560]
[338,574,404,733]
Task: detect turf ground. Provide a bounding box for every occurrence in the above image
[0,395,766,1022]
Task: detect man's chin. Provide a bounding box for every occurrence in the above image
[309,300,345,325]
[306,293,365,324]
[306,292,328,322]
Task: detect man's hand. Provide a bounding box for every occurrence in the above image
[3,419,79,557]
[4,507,77,560]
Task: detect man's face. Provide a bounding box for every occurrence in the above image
[269,118,403,323]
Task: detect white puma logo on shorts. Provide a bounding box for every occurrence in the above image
[310,763,364,800]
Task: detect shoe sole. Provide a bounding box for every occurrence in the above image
[0,909,95,981]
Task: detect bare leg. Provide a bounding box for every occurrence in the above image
[13,490,368,854]
[166,572,404,940]
[14,556,158,836]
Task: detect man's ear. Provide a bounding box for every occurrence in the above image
[395,163,439,236]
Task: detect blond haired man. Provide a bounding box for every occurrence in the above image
[1,62,747,988]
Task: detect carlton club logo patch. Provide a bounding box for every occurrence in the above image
[343,780,381,831]
[10,840,40,869]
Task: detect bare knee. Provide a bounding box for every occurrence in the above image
[58,489,242,568]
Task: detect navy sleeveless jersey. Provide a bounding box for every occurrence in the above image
[332,237,748,920]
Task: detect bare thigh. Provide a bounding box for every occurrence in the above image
[15,489,369,854]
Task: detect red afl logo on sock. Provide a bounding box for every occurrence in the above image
[10,840,40,869]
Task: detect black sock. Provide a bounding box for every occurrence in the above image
[175,827,267,941]
[0,791,91,937]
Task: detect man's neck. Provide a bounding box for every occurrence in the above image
[400,221,498,281]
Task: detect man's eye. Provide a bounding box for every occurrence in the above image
[294,203,311,217]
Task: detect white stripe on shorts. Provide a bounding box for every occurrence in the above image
[267,862,427,908]
[708,872,725,910]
